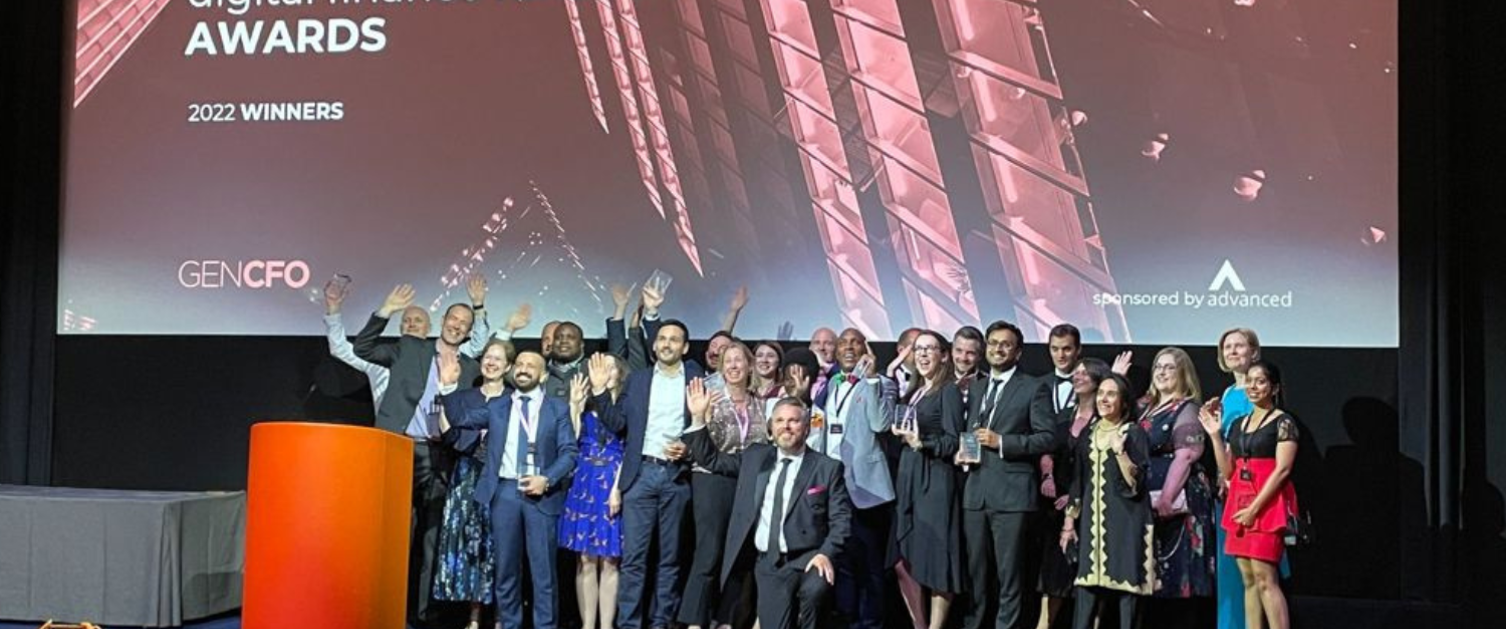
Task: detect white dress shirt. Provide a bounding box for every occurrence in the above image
[499,389,545,479]
[755,449,806,553]
[642,363,688,460]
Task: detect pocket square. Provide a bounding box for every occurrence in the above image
[807,485,827,496]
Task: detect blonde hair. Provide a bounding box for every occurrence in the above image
[1144,346,1202,409]
[1216,327,1262,373]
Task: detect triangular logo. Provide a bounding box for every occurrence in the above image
[1208,259,1246,292]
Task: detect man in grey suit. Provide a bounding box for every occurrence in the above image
[808,328,895,629]
[353,283,482,628]
[959,320,1058,629]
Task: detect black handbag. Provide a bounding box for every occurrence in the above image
[1283,509,1315,547]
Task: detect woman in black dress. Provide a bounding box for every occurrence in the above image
[1035,357,1111,629]
[1138,347,1215,627]
[1060,372,1153,629]
[890,330,964,629]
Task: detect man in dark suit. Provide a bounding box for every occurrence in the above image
[682,383,852,629]
[353,283,482,627]
[959,320,1058,629]
[586,319,704,629]
[442,350,578,629]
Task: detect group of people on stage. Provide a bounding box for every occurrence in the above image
[319,276,1303,629]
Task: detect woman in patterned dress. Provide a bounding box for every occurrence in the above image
[1060,372,1154,629]
[1035,357,1111,629]
[559,354,629,629]
[434,339,512,629]
[1139,348,1215,627]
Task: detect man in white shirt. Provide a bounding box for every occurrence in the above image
[1045,324,1083,415]
[683,386,851,629]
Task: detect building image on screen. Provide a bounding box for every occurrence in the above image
[61,0,1397,346]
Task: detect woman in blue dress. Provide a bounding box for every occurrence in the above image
[559,354,628,629]
[434,339,513,629]
[1200,328,1260,629]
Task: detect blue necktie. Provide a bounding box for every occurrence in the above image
[515,396,532,477]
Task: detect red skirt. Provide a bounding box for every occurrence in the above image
[1223,457,1298,563]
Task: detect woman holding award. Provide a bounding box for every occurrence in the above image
[1060,372,1154,629]
[890,330,965,629]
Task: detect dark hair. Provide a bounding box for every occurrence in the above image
[1098,372,1134,420]
[984,320,1024,345]
[897,327,923,345]
[708,330,735,343]
[555,321,583,338]
[1077,357,1111,387]
[952,325,984,347]
[1048,323,1082,348]
[1245,359,1286,408]
[782,347,821,380]
[658,318,690,340]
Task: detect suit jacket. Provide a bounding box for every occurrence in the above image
[442,387,578,514]
[961,371,1057,512]
[809,368,896,509]
[354,313,480,436]
[592,361,706,491]
[684,430,851,586]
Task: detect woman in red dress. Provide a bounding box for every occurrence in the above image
[1200,360,1298,629]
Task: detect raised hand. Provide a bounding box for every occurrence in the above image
[437,350,461,386]
[505,303,533,333]
[686,377,712,425]
[641,282,665,317]
[1110,426,1129,454]
[379,284,415,317]
[587,352,614,395]
[570,372,589,408]
[610,283,635,318]
[466,273,487,307]
[887,345,913,378]
[729,285,749,312]
[1111,350,1133,376]
[323,277,349,315]
[776,321,795,342]
[1197,402,1223,437]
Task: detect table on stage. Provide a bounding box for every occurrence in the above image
[0,484,245,627]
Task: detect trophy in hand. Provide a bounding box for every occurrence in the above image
[958,429,982,464]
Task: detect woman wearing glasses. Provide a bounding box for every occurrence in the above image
[889,330,965,629]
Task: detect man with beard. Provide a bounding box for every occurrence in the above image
[958,320,1057,629]
[808,328,896,629]
[952,326,984,407]
[354,283,483,628]
[587,320,705,629]
[682,385,852,629]
[442,351,578,629]
[545,321,587,400]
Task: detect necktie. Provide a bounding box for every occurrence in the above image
[979,378,1003,425]
[766,458,792,554]
[515,395,532,477]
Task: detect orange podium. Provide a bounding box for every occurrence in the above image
[243,422,413,629]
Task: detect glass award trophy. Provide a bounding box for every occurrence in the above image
[959,431,982,463]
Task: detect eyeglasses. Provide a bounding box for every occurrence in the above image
[912,345,941,354]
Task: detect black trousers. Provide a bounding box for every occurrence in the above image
[754,551,831,629]
[1073,587,1139,629]
[834,503,892,629]
[679,472,737,626]
[961,508,1029,629]
[410,442,455,627]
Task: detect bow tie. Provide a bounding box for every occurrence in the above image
[834,372,859,384]
[1055,374,1072,384]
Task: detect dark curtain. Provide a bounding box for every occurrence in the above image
[0,0,63,485]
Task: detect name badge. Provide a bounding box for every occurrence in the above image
[1238,467,1254,482]
[829,423,844,435]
